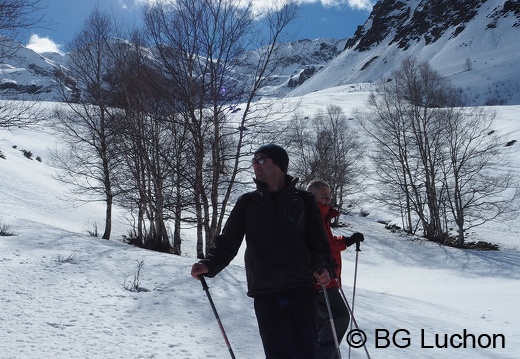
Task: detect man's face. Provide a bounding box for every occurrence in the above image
[252,154,281,183]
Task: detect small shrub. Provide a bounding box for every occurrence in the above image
[444,238,499,251]
[21,149,33,159]
[0,151,5,159]
[0,218,15,236]
[124,260,149,292]
[466,241,500,251]
[463,57,472,71]
[84,221,99,237]
[123,229,144,248]
[385,223,402,232]
[485,96,506,106]
[36,156,42,162]
[0,224,14,236]
[57,250,77,263]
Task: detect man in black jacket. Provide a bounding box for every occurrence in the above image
[191,144,333,359]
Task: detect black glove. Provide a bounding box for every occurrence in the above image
[345,232,364,247]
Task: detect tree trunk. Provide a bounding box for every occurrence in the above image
[102,196,112,239]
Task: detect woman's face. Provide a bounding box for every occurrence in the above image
[313,187,332,206]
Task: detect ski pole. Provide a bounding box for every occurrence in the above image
[351,241,361,317]
[348,241,361,359]
[199,276,236,359]
[321,284,342,358]
[336,280,372,359]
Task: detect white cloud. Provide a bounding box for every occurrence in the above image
[131,0,163,6]
[305,0,374,10]
[246,0,375,16]
[26,34,63,54]
[345,0,374,10]
[131,0,374,13]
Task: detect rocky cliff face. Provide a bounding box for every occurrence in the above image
[347,0,520,51]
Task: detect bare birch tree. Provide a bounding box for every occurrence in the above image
[440,107,520,247]
[143,0,299,257]
[51,7,123,240]
[286,105,365,221]
[361,56,519,246]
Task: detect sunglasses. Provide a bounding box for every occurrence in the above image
[315,194,331,200]
[252,156,269,165]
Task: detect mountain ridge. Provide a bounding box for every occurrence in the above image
[1,0,518,106]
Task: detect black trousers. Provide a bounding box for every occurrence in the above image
[254,285,318,359]
[316,287,350,359]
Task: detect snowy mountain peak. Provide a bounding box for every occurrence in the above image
[0,43,67,101]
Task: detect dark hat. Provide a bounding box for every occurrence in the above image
[254,144,289,173]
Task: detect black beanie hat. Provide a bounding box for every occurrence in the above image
[254,144,289,173]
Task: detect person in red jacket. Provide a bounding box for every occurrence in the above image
[307,179,364,359]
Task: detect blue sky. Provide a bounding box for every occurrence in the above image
[25,0,373,53]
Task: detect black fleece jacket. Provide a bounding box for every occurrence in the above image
[200,175,332,297]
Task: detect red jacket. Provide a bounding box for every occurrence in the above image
[317,204,347,289]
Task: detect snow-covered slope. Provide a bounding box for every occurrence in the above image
[1,91,519,358]
[289,0,520,105]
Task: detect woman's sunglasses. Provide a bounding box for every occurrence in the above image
[316,194,331,200]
